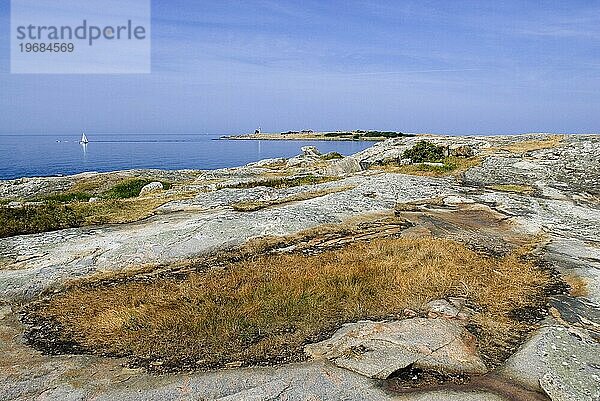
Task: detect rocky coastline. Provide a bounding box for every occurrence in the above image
[0,133,599,401]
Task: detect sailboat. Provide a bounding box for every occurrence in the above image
[80,133,89,144]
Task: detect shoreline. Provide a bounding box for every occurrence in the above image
[0,134,374,181]
[2,132,598,182]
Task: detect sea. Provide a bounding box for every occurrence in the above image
[0,133,374,180]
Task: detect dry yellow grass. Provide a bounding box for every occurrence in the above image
[69,174,130,194]
[72,196,181,225]
[34,236,550,371]
[488,184,535,195]
[372,157,481,177]
[563,274,588,297]
[492,135,564,154]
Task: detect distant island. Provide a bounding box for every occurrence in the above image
[222,129,416,141]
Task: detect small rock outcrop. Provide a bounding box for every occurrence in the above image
[304,318,487,379]
[426,298,473,320]
[287,146,323,167]
[301,146,321,157]
[139,181,163,196]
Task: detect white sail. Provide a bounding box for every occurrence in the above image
[80,133,89,144]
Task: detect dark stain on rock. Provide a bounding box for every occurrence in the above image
[383,368,551,401]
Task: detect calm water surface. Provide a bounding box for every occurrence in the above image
[0,133,374,180]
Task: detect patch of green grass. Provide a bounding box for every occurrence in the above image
[0,177,190,238]
[0,204,86,238]
[104,179,171,199]
[0,193,189,238]
[69,174,127,194]
[42,192,92,203]
[403,140,447,163]
[221,175,338,190]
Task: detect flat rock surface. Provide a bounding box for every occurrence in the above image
[305,319,487,379]
[0,173,450,302]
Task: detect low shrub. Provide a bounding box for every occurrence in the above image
[403,140,447,163]
[321,152,344,160]
[323,132,354,137]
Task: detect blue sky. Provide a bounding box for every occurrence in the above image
[1,0,599,134]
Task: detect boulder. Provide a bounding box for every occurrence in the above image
[88,197,100,203]
[301,146,321,157]
[499,325,600,400]
[139,181,163,196]
[325,157,362,176]
[304,318,487,379]
[450,145,474,158]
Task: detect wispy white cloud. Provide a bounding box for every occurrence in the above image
[343,68,481,76]
[511,9,600,39]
